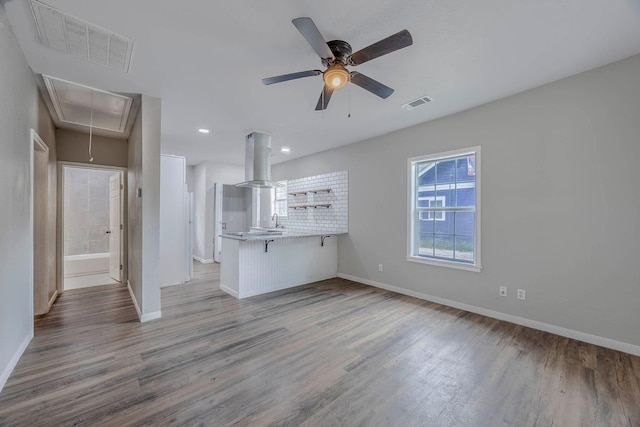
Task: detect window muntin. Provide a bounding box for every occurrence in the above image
[418,196,445,221]
[408,147,481,270]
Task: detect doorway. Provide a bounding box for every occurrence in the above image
[61,164,125,291]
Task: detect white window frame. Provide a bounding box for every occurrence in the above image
[272,180,288,218]
[418,196,446,221]
[407,146,482,272]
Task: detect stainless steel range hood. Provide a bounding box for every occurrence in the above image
[236,131,278,188]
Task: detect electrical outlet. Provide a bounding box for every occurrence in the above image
[378,264,383,272]
[499,286,507,297]
[517,289,526,300]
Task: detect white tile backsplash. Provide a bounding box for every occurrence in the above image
[280,171,348,234]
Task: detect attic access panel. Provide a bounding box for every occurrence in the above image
[42,75,133,133]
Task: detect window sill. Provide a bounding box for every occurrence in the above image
[406,256,482,272]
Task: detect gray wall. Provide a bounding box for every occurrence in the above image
[127,95,161,319]
[273,54,640,351]
[56,128,128,168]
[0,4,56,389]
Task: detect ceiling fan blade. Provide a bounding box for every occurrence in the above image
[349,29,413,66]
[350,72,394,99]
[262,70,321,85]
[292,17,335,60]
[315,85,335,110]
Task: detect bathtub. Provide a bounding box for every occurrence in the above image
[64,253,110,277]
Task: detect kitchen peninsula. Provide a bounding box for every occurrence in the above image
[220,231,339,299]
[220,170,349,299]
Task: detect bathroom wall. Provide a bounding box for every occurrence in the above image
[64,167,115,256]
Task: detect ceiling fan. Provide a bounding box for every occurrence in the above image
[262,17,413,111]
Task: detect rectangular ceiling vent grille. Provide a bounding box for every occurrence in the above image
[402,95,433,111]
[30,0,134,73]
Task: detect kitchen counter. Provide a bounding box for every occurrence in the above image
[220,230,324,241]
[219,231,342,299]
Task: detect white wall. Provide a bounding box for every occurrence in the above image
[160,155,187,287]
[185,164,195,193]
[273,54,640,353]
[192,161,244,261]
[192,163,207,261]
[127,95,162,321]
[279,171,349,234]
[0,4,41,390]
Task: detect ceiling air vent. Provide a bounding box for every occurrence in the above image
[402,95,433,111]
[30,0,134,73]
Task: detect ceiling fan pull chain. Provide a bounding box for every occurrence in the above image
[348,76,351,118]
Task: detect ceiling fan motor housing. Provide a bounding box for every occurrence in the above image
[323,40,352,67]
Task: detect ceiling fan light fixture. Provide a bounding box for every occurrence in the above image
[323,64,349,89]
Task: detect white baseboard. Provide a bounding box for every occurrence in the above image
[126,280,161,323]
[193,255,214,264]
[141,311,162,322]
[0,332,33,393]
[127,280,142,320]
[338,273,640,357]
[220,284,238,298]
[47,290,58,311]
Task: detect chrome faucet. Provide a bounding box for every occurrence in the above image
[272,213,283,228]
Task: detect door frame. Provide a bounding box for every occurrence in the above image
[108,173,123,282]
[30,129,49,320]
[57,162,127,295]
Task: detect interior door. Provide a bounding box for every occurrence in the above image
[108,173,121,282]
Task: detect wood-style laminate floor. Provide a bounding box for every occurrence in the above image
[1,262,639,426]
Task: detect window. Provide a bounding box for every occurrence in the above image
[272,181,288,218]
[407,146,481,271]
[418,196,445,221]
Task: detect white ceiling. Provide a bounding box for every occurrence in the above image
[4,0,640,166]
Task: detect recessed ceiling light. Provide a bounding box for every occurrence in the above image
[198,128,210,134]
[280,146,291,154]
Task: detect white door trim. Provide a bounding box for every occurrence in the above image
[57,161,127,295]
[108,173,122,282]
[30,129,48,317]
